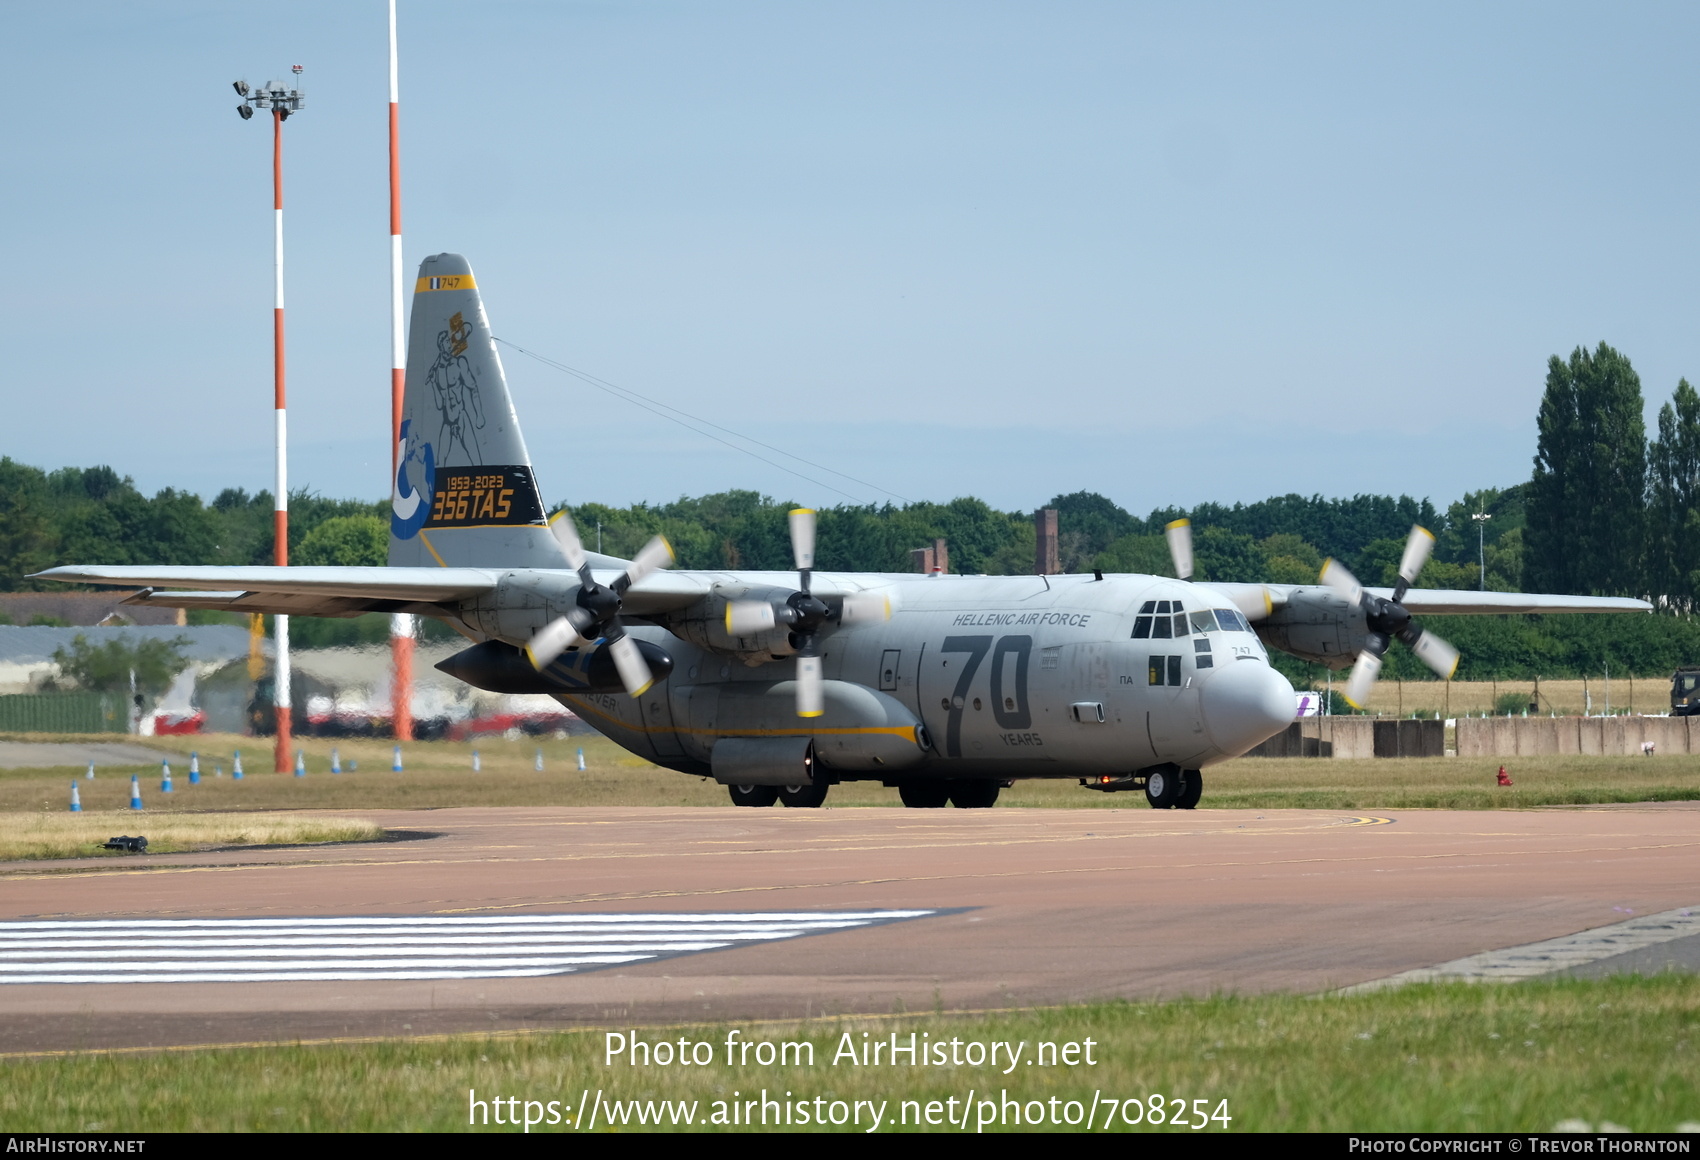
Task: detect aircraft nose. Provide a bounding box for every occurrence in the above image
[1199,660,1295,756]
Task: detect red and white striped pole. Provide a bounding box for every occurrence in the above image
[272,103,293,773]
[387,0,416,744]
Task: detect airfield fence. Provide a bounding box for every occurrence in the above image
[0,692,126,735]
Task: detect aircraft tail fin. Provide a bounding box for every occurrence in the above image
[389,254,569,569]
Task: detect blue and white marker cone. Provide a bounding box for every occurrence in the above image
[215,763,223,779]
[294,750,306,777]
[472,750,481,772]
[535,748,544,772]
[160,760,173,794]
[576,747,586,772]
[86,761,95,780]
[189,752,200,784]
[129,774,143,811]
[69,781,81,812]
[330,746,341,774]
[392,745,403,773]
[232,751,244,780]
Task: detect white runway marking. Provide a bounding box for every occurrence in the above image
[0,910,936,985]
[1339,905,1700,991]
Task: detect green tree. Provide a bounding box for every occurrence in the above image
[1526,343,1647,596]
[1646,378,1700,608]
[49,633,191,699]
[295,515,389,567]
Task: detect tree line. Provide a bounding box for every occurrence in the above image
[2,337,1695,678]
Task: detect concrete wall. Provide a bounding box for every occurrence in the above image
[1242,716,1387,759]
[1456,715,1692,757]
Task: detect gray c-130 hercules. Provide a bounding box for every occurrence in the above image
[37,254,1653,809]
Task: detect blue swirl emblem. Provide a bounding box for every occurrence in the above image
[391,419,436,540]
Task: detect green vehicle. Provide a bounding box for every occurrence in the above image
[1672,668,1700,715]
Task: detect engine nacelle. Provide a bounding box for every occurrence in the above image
[666,582,800,664]
[458,570,584,643]
[1258,588,1366,670]
[436,638,674,694]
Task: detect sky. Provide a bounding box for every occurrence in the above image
[5,2,1699,518]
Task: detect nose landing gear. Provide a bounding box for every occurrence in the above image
[1142,765,1202,810]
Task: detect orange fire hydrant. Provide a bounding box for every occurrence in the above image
[1496,765,1513,787]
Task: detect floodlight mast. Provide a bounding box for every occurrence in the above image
[1472,511,1492,592]
[235,70,306,773]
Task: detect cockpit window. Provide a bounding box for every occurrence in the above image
[1133,599,1188,638]
[1215,608,1250,632]
[1189,610,1219,634]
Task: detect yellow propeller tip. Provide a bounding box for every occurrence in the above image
[798,710,825,718]
[1165,518,1190,531]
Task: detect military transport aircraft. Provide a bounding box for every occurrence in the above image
[37,254,1652,810]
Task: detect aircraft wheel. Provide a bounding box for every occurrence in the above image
[1143,764,1183,809]
[947,780,1000,809]
[1175,769,1203,810]
[898,782,951,808]
[778,782,830,808]
[727,784,778,807]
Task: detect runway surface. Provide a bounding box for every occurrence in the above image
[0,803,1695,1053]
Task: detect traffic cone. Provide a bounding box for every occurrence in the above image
[1497,765,1513,786]
[129,774,143,810]
[392,745,404,772]
[576,747,586,771]
[188,752,200,784]
[535,748,545,772]
[330,746,342,774]
[232,750,244,780]
[69,781,82,812]
[86,761,94,780]
[294,751,306,777]
[472,749,481,772]
[215,762,224,778]
[160,760,173,794]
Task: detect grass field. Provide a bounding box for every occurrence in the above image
[0,812,382,861]
[2,731,1698,814]
[2,976,1694,1132]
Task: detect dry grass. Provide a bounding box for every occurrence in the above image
[0,810,383,861]
[0,731,1696,813]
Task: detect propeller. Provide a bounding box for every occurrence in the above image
[525,510,675,697]
[1320,525,1461,708]
[724,507,892,718]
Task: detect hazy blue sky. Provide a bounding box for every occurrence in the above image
[5,2,1698,516]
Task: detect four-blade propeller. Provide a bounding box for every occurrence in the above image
[725,508,891,717]
[1320,525,1461,708]
[525,510,675,697]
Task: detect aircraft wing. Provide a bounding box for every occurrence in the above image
[1200,581,1652,620]
[30,565,500,619]
[30,563,713,620]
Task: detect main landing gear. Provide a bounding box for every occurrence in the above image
[897,780,1000,809]
[1144,766,1202,810]
[726,783,831,807]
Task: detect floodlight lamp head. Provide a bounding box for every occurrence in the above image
[232,79,249,96]
[237,103,253,120]
[278,107,290,121]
